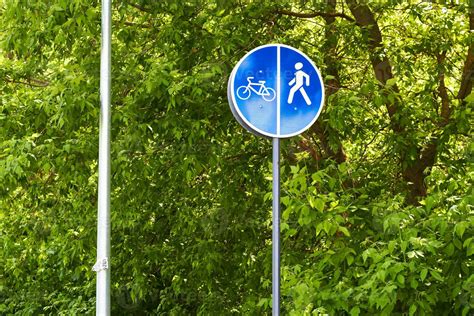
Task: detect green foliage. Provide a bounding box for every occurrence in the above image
[279,157,473,315]
[1,0,472,315]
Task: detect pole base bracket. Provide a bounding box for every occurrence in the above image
[92,257,109,272]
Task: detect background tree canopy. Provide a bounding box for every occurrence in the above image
[0,0,473,315]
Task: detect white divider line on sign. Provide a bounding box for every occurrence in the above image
[276,45,281,136]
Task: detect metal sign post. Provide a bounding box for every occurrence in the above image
[272,137,280,315]
[228,44,324,315]
[94,0,111,315]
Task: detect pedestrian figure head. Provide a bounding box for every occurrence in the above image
[295,62,303,70]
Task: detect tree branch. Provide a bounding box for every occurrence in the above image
[123,21,152,28]
[346,0,402,133]
[5,77,49,87]
[126,2,151,13]
[457,7,474,100]
[403,9,474,203]
[305,0,346,164]
[345,0,439,203]
[276,9,355,23]
[436,51,450,125]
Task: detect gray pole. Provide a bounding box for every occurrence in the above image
[272,137,280,315]
[94,0,111,314]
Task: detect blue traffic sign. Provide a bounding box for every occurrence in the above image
[228,44,325,138]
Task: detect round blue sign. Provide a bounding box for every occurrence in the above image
[228,44,325,138]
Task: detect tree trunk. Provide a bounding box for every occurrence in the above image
[308,0,346,164]
[346,1,473,203]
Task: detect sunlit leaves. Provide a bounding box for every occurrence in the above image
[1,0,473,315]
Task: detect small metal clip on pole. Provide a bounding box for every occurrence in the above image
[272,137,281,316]
[96,0,111,315]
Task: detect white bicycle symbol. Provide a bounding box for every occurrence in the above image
[236,77,276,102]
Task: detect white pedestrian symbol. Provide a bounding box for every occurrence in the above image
[288,62,311,105]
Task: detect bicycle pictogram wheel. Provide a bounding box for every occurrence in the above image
[262,88,276,102]
[236,86,251,100]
